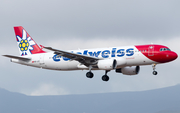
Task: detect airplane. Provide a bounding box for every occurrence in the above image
[3,26,178,81]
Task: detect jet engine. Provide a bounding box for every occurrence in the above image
[97,59,117,70]
[116,66,140,75]
[116,57,126,68]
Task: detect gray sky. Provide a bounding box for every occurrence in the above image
[0,0,180,95]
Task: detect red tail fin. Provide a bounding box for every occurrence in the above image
[14,26,46,56]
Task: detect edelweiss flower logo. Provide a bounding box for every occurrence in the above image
[16,30,35,56]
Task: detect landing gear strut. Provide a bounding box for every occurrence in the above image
[152,64,158,75]
[102,70,110,81]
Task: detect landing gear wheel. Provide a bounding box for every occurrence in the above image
[152,64,158,75]
[102,75,109,81]
[86,72,94,78]
[153,71,158,75]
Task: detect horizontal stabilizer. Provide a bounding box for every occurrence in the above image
[3,55,31,61]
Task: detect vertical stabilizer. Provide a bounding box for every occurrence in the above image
[14,26,45,56]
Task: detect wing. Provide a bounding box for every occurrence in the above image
[3,55,31,61]
[44,47,102,66]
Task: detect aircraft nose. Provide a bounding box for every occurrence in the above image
[168,51,178,61]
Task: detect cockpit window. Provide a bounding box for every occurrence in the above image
[160,48,171,51]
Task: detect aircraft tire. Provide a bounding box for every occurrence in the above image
[102,75,109,81]
[86,72,94,78]
[153,71,158,75]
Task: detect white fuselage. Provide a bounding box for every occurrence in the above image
[11,46,157,71]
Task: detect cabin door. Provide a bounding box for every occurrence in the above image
[148,45,154,56]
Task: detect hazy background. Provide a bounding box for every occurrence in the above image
[0,0,180,96]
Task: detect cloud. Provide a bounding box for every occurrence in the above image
[26,83,69,96]
[1,0,180,39]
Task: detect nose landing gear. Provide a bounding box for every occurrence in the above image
[152,64,158,75]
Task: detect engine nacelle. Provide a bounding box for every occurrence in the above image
[116,57,126,68]
[116,66,140,75]
[97,59,117,70]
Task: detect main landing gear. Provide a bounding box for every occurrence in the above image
[152,64,158,75]
[102,70,110,82]
[86,65,94,78]
[86,71,94,78]
[86,66,110,81]
[86,71,110,81]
